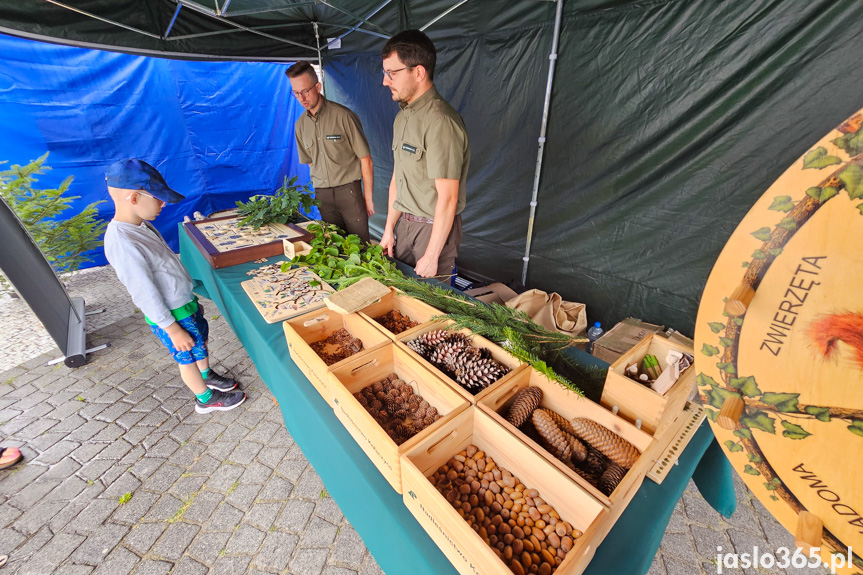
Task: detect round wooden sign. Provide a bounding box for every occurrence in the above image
[696,109,863,574]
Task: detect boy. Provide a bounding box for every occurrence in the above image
[104,159,245,414]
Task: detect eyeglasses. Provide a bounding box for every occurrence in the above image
[292,84,318,98]
[382,66,413,81]
[126,191,165,206]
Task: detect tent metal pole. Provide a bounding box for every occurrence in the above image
[322,0,393,50]
[219,0,232,16]
[220,2,317,18]
[314,22,326,97]
[167,22,308,42]
[420,0,470,32]
[317,1,389,36]
[521,0,563,286]
[164,4,183,38]
[42,0,162,39]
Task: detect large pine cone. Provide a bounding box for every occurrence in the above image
[405,339,434,359]
[563,430,588,463]
[573,464,602,487]
[455,357,508,390]
[519,419,544,445]
[429,339,469,368]
[505,387,543,428]
[599,462,627,495]
[537,408,578,437]
[532,410,572,462]
[570,418,640,469]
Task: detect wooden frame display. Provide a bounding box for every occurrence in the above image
[240,265,334,323]
[183,214,312,269]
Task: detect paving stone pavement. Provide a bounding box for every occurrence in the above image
[0,266,831,575]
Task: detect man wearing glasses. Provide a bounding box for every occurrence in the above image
[286,61,374,243]
[380,29,470,279]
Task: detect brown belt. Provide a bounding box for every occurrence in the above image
[315,179,360,193]
[402,212,434,224]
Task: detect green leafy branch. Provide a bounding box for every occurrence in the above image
[236,175,319,229]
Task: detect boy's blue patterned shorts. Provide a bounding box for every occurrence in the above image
[149,308,209,365]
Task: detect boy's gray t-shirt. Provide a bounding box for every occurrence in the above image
[104,220,194,329]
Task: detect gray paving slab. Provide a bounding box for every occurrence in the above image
[0,265,832,575]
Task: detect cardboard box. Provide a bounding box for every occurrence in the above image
[464,282,519,305]
[591,318,664,364]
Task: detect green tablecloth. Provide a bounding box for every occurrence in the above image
[179,227,735,575]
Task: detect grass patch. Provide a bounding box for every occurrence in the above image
[320,488,329,499]
[227,481,239,494]
[168,493,196,523]
[118,492,132,504]
[77,395,85,402]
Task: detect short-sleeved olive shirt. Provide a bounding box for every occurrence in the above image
[391,86,469,219]
[295,97,371,189]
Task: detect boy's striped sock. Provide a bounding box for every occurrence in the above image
[201,368,210,380]
[195,388,213,403]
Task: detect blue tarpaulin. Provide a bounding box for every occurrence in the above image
[0,33,309,267]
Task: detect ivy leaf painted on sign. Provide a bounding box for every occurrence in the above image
[705,408,718,422]
[752,249,767,260]
[708,322,725,334]
[839,164,863,200]
[729,376,761,398]
[768,195,795,212]
[781,420,811,440]
[761,392,800,413]
[777,217,797,231]
[741,411,776,434]
[724,440,743,452]
[770,495,779,501]
[751,227,772,241]
[716,362,737,375]
[858,203,863,216]
[744,464,761,476]
[701,344,719,357]
[806,186,839,203]
[734,428,753,440]
[803,147,842,169]
[833,130,863,157]
[719,337,734,347]
[702,384,740,411]
[768,248,783,257]
[804,406,831,422]
[747,453,763,463]
[697,373,719,388]
[733,317,744,326]
[742,261,750,268]
[848,420,863,437]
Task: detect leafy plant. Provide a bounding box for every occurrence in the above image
[0,153,107,283]
[236,175,319,229]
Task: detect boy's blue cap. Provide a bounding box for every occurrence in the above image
[106,159,185,204]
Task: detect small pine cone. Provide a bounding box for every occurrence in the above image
[362,386,375,399]
[570,418,640,469]
[408,396,421,409]
[532,410,572,462]
[414,419,426,432]
[414,406,427,420]
[406,339,433,359]
[400,388,413,401]
[563,431,588,463]
[423,414,436,427]
[357,394,369,408]
[385,396,399,414]
[392,377,406,388]
[370,399,383,412]
[583,447,606,477]
[403,420,416,436]
[433,414,441,422]
[599,462,627,495]
[375,391,387,401]
[386,373,400,383]
[426,406,438,418]
[378,409,388,420]
[394,409,408,420]
[505,387,543,428]
[413,329,449,348]
[419,400,430,410]
[388,388,400,398]
[372,381,384,393]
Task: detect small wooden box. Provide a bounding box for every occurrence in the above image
[283,309,390,406]
[601,333,695,436]
[477,368,653,509]
[401,408,608,575]
[328,343,470,493]
[184,215,312,269]
[358,289,443,340]
[396,320,527,404]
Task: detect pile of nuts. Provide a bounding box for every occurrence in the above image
[429,444,581,574]
[309,328,364,366]
[373,310,419,334]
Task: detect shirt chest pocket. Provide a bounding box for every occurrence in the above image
[399,141,425,162]
[323,133,354,164]
[301,135,317,159]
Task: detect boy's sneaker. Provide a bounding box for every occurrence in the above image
[195,389,246,414]
[205,371,237,392]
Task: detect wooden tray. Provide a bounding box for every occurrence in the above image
[478,368,653,510]
[240,266,334,324]
[328,343,470,493]
[601,333,695,436]
[283,310,389,406]
[396,320,527,404]
[184,214,312,269]
[401,408,608,575]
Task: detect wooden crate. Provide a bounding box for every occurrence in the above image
[283,309,390,406]
[396,320,527,404]
[357,289,443,340]
[401,408,609,575]
[600,333,696,436]
[477,368,653,509]
[328,343,470,493]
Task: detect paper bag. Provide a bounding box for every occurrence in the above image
[505,289,587,336]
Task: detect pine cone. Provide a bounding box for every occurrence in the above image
[393,409,408,420]
[414,406,427,420]
[426,406,438,418]
[537,408,578,436]
[582,446,606,477]
[385,396,398,414]
[573,464,602,487]
[563,431,588,463]
[423,414,437,427]
[412,329,449,348]
[369,399,383,412]
[405,339,434,359]
[505,387,543,427]
[570,418,640,469]
[372,381,383,394]
[599,462,627,495]
[532,410,572,462]
[362,386,375,400]
[519,419,544,445]
[455,357,507,390]
[429,339,469,369]
[357,394,369,408]
[445,346,481,370]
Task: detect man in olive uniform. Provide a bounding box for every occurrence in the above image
[287,61,374,243]
[379,30,470,278]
